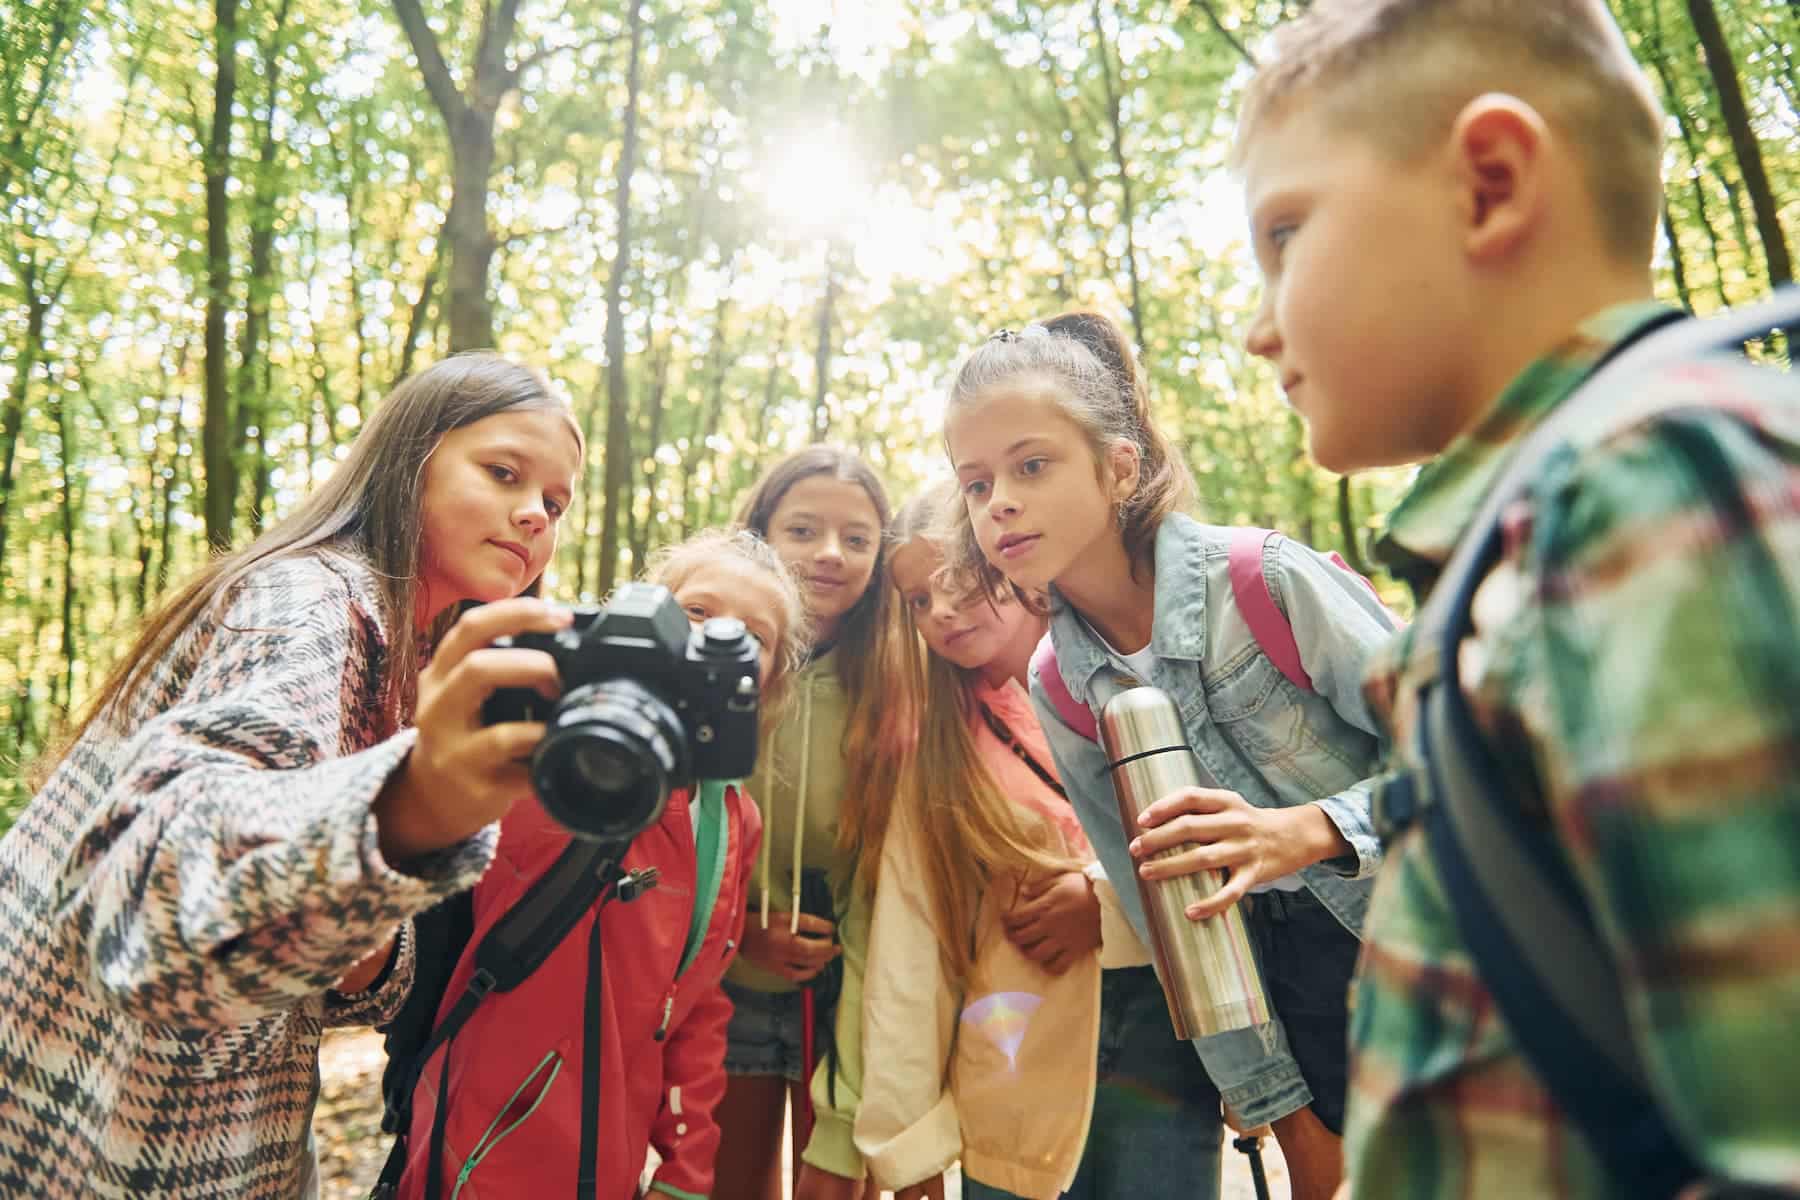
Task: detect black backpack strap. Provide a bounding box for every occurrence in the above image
[375,836,629,1200]
[1407,288,1800,1195]
[575,908,606,1200]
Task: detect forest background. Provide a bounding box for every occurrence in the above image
[1,0,1794,823]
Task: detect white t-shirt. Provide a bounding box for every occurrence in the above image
[1085,621,1306,894]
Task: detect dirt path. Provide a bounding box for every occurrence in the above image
[314,1028,1288,1199]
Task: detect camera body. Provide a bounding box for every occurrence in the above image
[482,582,762,842]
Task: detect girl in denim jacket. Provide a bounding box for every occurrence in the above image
[940,312,1398,1200]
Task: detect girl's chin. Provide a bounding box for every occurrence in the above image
[933,645,985,671]
[805,598,859,625]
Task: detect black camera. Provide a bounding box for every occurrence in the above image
[481,582,762,842]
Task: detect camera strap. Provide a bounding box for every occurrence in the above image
[375,838,628,1200]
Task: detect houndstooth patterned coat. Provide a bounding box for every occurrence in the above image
[0,551,497,1197]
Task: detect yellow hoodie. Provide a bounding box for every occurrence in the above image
[727,646,875,1178]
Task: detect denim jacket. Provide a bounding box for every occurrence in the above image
[1030,514,1396,1124]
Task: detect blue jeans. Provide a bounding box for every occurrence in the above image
[1242,887,1357,1134]
[967,966,1222,1200]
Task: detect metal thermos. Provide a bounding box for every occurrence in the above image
[1100,686,1271,1040]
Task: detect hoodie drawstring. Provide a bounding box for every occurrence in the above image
[789,677,813,935]
[759,668,817,933]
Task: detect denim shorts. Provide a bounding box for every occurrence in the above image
[1243,887,1359,1134]
[722,977,805,1082]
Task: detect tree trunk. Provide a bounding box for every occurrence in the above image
[0,266,48,583]
[595,0,648,596]
[811,243,841,443]
[682,294,734,538]
[250,350,273,534]
[157,402,189,599]
[390,0,527,353]
[1643,0,1734,307]
[1686,0,1794,286]
[54,384,79,713]
[1661,204,1696,311]
[233,0,293,536]
[202,0,241,552]
[443,112,499,350]
[573,376,603,600]
[135,386,170,614]
[627,339,672,571]
[397,236,442,384]
[734,334,785,507]
[339,106,372,412]
[1092,0,1145,351]
[0,0,82,204]
[1335,476,1369,574]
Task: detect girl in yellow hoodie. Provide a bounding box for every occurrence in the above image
[855,486,1217,1200]
[714,447,913,1200]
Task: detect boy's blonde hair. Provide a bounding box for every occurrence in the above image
[1233,0,1665,264]
[645,528,811,720]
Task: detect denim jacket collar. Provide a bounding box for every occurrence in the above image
[1048,513,1211,703]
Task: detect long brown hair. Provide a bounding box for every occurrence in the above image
[941,310,1194,596]
[63,353,579,754]
[734,445,914,892]
[887,484,1076,987]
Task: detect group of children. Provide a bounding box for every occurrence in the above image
[1,0,1796,1197]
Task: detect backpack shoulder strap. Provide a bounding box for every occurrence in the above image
[1410,288,1800,1196]
[1030,633,1098,742]
[1226,528,1313,693]
[375,836,628,1198]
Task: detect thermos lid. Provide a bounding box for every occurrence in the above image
[1099,686,1187,763]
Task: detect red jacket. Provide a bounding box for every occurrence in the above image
[397,781,760,1200]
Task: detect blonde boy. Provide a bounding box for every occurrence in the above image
[1235,1,1800,1196]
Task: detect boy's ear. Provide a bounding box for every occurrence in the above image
[1450,93,1549,264]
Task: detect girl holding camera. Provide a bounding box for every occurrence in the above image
[389,528,809,1200]
[0,354,582,1198]
[715,446,913,1200]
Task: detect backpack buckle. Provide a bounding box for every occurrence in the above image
[1372,770,1425,842]
[618,866,661,902]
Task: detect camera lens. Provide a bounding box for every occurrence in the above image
[530,678,688,842]
[566,741,643,795]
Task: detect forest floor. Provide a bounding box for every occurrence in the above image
[315,1027,1290,1199]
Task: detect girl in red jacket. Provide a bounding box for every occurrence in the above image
[395,529,808,1200]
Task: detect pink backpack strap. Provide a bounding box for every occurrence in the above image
[1227,528,1314,693]
[1326,549,1383,600]
[1030,633,1099,742]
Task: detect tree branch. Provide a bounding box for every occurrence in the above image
[497,219,579,248]
[390,0,467,124]
[509,31,620,83]
[475,0,526,99]
[1186,0,1257,66]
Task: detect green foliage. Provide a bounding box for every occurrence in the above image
[0,0,1795,824]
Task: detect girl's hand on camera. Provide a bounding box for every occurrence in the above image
[375,597,571,863]
[739,911,839,982]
